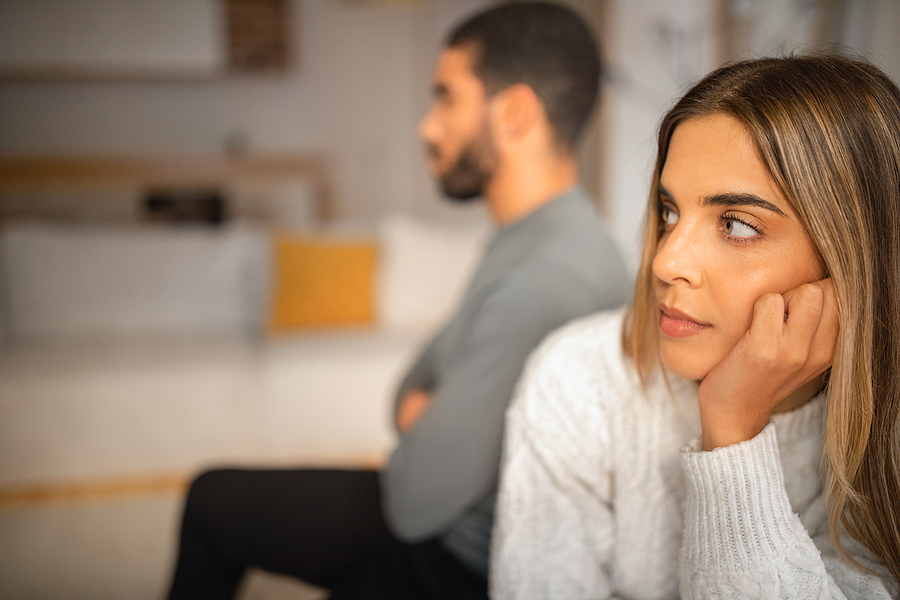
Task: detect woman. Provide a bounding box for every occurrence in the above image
[490,55,900,599]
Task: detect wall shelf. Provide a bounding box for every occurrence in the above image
[0,154,335,221]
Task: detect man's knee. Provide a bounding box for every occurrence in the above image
[182,468,245,528]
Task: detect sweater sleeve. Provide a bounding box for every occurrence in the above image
[491,326,619,600]
[391,337,437,418]
[680,424,896,599]
[382,265,611,542]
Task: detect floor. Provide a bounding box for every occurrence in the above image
[0,489,326,599]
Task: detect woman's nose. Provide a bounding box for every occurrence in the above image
[652,221,702,287]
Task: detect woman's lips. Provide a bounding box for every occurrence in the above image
[658,304,711,338]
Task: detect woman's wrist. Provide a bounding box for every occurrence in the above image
[698,394,771,450]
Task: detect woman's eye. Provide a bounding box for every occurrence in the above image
[723,218,758,238]
[660,205,678,226]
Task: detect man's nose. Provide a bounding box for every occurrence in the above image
[417,107,438,142]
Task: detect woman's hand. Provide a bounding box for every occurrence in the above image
[697,278,838,451]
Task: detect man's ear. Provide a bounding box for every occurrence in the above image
[492,83,542,142]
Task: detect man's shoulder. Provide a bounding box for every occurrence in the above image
[547,214,622,265]
[497,252,614,296]
[501,231,631,307]
[525,196,627,282]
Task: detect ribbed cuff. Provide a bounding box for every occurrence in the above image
[680,424,807,572]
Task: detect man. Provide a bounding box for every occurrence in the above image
[167,3,629,599]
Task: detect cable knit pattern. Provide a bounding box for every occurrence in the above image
[491,308,897,600]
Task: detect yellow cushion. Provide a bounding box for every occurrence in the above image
[268,235,377,332]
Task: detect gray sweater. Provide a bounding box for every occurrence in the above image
[380,186,630,574]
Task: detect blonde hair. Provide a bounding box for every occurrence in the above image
[626,55,900,582]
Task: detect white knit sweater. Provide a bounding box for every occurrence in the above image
[490,309,896,599]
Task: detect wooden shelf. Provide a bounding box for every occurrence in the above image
[0,154,335,220]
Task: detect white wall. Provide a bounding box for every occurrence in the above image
[0,240,9,348]
[868,0,900,80]
[0,0,896,252]
[0,0,492,223]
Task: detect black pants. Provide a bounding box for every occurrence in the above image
[166,468,488,600]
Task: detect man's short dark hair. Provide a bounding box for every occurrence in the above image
[447,1,602,150]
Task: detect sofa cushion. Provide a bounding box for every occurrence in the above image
[376,213,490,334]
[1,223,267,340]
[267,235,377,332]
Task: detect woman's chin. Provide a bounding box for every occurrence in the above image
[659,352,713,383]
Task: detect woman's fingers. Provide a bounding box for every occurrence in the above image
[750,281,832,369]
[698,279,837,450]
[782,278,837,376]
[745,293,788,362]
[782,283,824,367]
[806,278,838,371]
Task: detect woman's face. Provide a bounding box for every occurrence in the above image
[653,113,825,381]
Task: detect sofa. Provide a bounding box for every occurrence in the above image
[0,213,491,492]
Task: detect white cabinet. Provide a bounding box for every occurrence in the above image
[0,0,225,79]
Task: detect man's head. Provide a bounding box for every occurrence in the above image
[419,2,602,201]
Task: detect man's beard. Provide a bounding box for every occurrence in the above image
[431,123,497,202]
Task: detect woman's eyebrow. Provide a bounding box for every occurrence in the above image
[656,184,786,216]
[701,192,786,216]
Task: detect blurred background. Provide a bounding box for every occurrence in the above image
[0,0,897,598]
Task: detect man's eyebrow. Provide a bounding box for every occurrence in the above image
[656,183,786,216]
